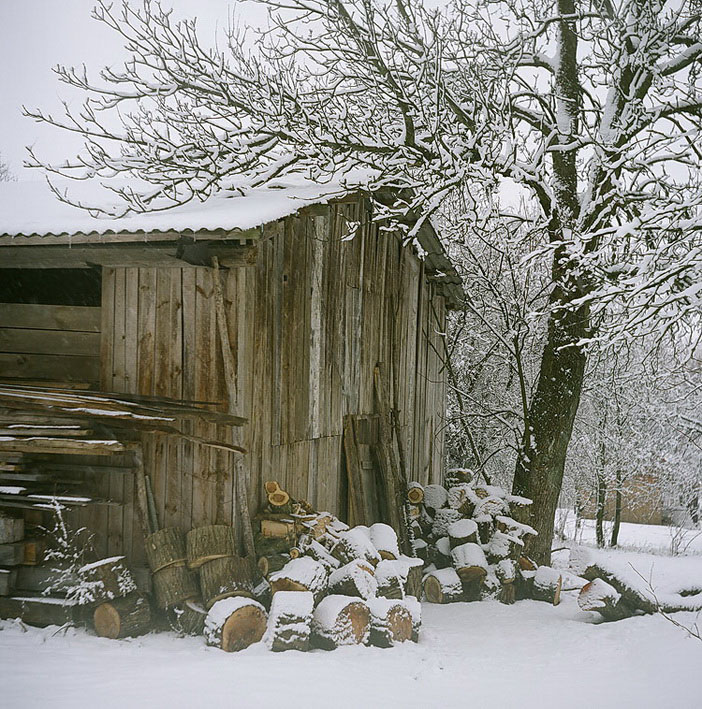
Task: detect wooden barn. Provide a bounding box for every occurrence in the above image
[0,177,461,579]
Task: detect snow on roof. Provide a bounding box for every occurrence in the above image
[0,174,368,238]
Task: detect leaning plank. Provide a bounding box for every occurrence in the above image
[0,437,127,455]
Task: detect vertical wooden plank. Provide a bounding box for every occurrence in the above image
[181,268,197,532]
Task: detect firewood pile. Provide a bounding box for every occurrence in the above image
[408,469,563,606]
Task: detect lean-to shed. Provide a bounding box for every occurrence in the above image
[0,177,461,567]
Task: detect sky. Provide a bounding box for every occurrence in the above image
[0,1,269,178]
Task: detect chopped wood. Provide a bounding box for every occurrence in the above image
[204,597,267,652]
[532,566,562,606]
[311,595,370,649]
[259,518,296,541]
[257,553,291,578]
[167,599,207,636]
[578,579,636,622]
[407,482,424,505]
[304,539,340,571]
[423,568,463,604]
[79,556,138,605]
[264,590,314,652]
[152,564,199,609]
[431,508,462,540]
[144,527,187,573]
[268,489,290,508]
[369,522,400,560]
[269,557,328,604]
[423,484,448,515]
[367,598,413,647]
[93,592,152,639]
[328,560,377,600]
[374,560,405,600]
[0,594,78,627]
[264,481,281,496]
[447,483,476,517]
[199,555,256,609]
[447,519,479,548]
[451,542,488,584]
[186,525,236,569]
[331,528,381,567]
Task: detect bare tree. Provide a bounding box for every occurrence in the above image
[0,153,15,182]
[26,0,702,562]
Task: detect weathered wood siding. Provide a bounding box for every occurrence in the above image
[89,196,447,562]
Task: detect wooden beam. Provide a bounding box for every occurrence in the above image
[0,304,100,332]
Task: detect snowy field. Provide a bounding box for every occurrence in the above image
[1,526,701,709]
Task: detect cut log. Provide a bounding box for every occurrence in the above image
[152,564,199,609]
[451,543,488,584]
[369,523,399,560]
[78,556,137,605]
[474,495,509,519]
[412,538,428,563]
[496,559,518,605]
[375,560,405,600]
[484,531,523,563]
[304,539,341,571]
[204,597,267,652]
[495,515,537,539]
[264,481,281,496]
[447,483,476,516]
[423,484,448,515]
[186,525,235,569]
[476,518,496,545]
[0,595,78,627]
[269,557,328,603]
[402,595,421,642]
[268,488,291,508]
[257,553,291,578]
[199,555,257,609]
[311,595,370,650]
[264,590,314,652]
[431,509,463,541]
[93,592,151,639]
[423,568,463,604]
[578,579,637,621]
[407,482,424,505]
[328,559,377,600]
[532,566,562,605]
[331,528,381,567]
[259,518,296,540]
[446,468,474,485]
[167,599,207,635]
[144,528,187,573]
[447,519,479,548]
[431,536,453,569]
[367,598,413,647]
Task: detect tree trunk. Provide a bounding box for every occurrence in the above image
[596,471,607,548]
[610,470,622,547]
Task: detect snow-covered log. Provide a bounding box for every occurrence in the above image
[93,592,151,639]
[446,468,474,486]
[374,559,404,599]
[311,595,370,649]
[269,557,328,603]
[451,543,488,584]
[495,559,518,605]
[495,515,537,540]
[412,538,428,563]
[431,536,452,569]
[423,567,463,604]
[367,598,413,647]
[447,519,479,548]
[78,556,137,605]
[264,590,314,652]
[257,553,291,578]
[402,596,421,642]
[423,484,448,515]
[578,579,636,622]
[431,508,462,540]
[327,560,377,600]
[447,483,476,516]
[167,599,207,636]
[484,531,523,563]
[304,539,341,571]
[331,528,381,567]
[532,566,562,606]
[369,523,399,560]
[204,597,267,652]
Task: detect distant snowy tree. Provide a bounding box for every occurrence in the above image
[26,0,702,562]
[0,153,15,182]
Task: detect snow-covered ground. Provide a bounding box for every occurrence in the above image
[2,522,701,709]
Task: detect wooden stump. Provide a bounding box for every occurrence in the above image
[367,598,413,647]
[451,542,488,584]
[204,597,267,652]
[186,526,235,569]
[144,528,187,572]
[152,564,199,609]
[264,590,314,652]
[331,529,381,567]
[167,599,207,635]
[532,566,562,606]
[447,519,479,548]
[311,595,370,650]
[328,560,377,600]
[200,555,256,609]
[423,568,464,604]
[79,556,137,604]
[270,557,328,603]
[93,592,151,639]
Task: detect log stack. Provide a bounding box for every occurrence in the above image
[406,475,563,606]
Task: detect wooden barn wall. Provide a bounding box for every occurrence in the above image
[84,196,447,563]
